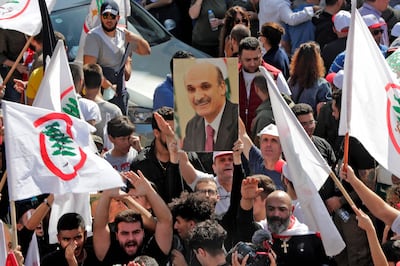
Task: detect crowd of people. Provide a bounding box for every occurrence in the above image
[2,0,400,265]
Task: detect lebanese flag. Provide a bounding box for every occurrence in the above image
[2,100,124,201]
[75,0,131,63]
[262,66,346,256]
[338,8,400,178]
[0,0,56,36]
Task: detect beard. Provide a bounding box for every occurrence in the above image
[101,21,117,32]
[121,239,140,256]
[268,216,290,234]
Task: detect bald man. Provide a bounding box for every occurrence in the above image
[182,61,238,152]
[266,190,330,265]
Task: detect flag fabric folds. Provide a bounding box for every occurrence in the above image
[24,233,40,266]
[261,66,346,256]
[339,9,400,178]
[0,0,56,36]
[3,100,124,201]
[33,40,82,120]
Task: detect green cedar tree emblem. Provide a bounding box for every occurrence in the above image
[42,122,76,156]
[62,98,80,118]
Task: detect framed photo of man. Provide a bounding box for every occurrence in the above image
[174,58,239,152]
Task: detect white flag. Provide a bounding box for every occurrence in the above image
[0,220,7,266]
[339,9,400,178]
[25,233,40,266]
[75,0,131,63]
[3,100,124,201]
[0,0,56,36]
[262,67,346,256]
[33,40,82,120]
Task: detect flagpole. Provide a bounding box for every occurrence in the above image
[329,170,355,206]
[9,201,18,249]
[0,171,6,192]
[343,133,349,171]
[1,36,34,86]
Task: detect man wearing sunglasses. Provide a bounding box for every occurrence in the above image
[84,0,151,115]
[329,13,388,73]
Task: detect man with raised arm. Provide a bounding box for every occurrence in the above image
[93,170,173,265]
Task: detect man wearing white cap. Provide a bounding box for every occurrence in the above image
[240,122,285,190]
[329,13,388,73]
[359,0,390,46]
[322,10,350,72]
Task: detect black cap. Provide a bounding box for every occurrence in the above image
[100,0,119,16]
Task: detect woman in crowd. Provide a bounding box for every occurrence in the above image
[259,22,290,79]
[288,41,331,116]
[219,6,251,57]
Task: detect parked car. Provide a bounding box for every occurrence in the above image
[50,0,209,144]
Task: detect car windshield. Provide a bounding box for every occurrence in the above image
[50,0,171,61]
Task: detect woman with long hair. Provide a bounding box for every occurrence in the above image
[289,41,331,116]
[218,6,251,57]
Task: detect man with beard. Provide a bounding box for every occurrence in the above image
[238,37,281,134]
[182,61,238,152]
[266,191,329,266]
[93,170,173,265]
[131,107,190,203]
[41,213,100,266]
[84,0,151,115]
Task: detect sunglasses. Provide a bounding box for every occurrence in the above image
[102,13,117,20]
[372,29,383,36]
[235,18,249,25]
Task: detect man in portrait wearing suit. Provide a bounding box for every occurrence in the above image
[182,61,238,152]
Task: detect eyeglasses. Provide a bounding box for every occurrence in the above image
[372,29,384,36]
[235,18,249,25]
[102,13,117,20]
[197,189,218,196]
[300,120,317,127]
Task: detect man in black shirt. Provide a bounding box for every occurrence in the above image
[41,213,99,266]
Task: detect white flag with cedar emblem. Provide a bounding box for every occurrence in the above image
[0,0,56,36]
[2,100,124,201]
[262,66,346,256]
[33,40,83,120]
[339,9,400,178]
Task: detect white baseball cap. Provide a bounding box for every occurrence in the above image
[257,123,279,137]
[333,10,351,32]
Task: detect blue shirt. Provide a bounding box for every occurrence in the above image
[153,74,173,110]
[249,145,284,190]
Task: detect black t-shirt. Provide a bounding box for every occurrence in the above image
[102,233,168,265]
[41,246,100,266]
[272,234,329,266]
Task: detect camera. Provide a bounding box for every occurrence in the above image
[226,241,271,266]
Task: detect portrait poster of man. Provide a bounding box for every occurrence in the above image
[174,58,239,152]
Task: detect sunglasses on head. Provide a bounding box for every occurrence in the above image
[102,13,117,20]
[235,18,248,25]
[372,29,383,36]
